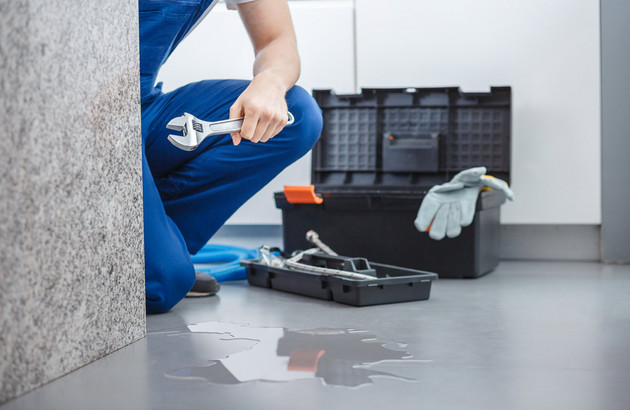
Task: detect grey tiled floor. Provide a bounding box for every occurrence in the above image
[4,261,630,410]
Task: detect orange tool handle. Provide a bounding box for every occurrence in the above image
[284,185,324,204]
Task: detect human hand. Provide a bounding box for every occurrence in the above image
[414,167,514,240]
[229,72,291,146]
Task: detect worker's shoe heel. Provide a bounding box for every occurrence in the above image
[186,272,220,297]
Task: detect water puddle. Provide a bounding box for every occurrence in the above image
[163,321,429,388]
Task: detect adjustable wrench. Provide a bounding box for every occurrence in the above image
[166,112,295,151]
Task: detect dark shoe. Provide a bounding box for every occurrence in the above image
[186,272,220,297]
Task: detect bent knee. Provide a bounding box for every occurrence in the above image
[145,260,195,314]
[284,85,323,157]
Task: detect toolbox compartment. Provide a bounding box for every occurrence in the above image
[276,87,511,278]
[243,253,437,306]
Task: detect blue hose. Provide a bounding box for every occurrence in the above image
[191,244,259,282]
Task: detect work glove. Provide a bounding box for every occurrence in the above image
[414,167,514,240]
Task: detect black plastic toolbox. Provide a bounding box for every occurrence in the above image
[276,87,511,279]
[243,252,438,306]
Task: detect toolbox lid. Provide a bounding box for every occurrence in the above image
[310,87,511,188]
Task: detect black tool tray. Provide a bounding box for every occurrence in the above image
[242,252,437,307]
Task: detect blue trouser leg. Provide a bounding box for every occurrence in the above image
[142,80,322,313]
[142,151,196,314]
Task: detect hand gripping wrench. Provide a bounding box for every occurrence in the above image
[166,112,295,151]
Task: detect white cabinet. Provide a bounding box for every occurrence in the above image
[156,0,355,224]
[355,0,601,224]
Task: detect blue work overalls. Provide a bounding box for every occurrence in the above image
[139,0,323,313]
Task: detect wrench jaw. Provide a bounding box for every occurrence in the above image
[165,114,188,131]
[167,134,198,151]
[166,113,201,151]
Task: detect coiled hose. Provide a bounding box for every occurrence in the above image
[191,244,258,282]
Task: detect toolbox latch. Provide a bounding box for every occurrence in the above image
[284,185,324,204]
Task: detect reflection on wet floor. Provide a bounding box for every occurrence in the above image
[161,321,429,388]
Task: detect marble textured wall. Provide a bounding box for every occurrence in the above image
[0,0,145,403]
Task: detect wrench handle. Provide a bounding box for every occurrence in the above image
[207,112,295,136]
[206,117,244,135]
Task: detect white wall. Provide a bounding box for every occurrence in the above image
[355,0,601,224]
[157,1,355,224]
[158,0,601,225]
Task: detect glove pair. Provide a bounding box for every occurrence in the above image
[414,167,514,240]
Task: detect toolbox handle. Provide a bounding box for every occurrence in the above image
[284,185,324,204]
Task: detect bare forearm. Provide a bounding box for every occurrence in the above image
[252,37,300,93]
[229,0,300,145]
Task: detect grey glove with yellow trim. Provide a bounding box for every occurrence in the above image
[414,167,514,240]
